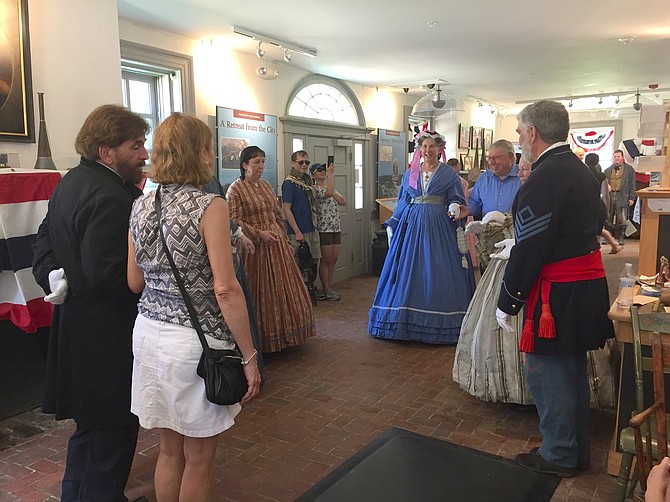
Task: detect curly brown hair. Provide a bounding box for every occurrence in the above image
[74,105,149,160]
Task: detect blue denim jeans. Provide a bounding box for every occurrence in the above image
[524,351,590,468]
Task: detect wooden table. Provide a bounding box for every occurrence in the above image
[606,296,670,475]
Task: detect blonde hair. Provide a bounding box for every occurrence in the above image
[149,113,213,186]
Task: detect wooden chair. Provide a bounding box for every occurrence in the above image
[614,306,670,501]
[630,329,670,491]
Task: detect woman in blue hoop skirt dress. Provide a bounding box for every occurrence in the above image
[368,131,475,344]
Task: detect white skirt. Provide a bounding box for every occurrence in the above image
[131,314,241,437]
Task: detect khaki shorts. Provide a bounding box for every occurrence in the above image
[289,231,321,259]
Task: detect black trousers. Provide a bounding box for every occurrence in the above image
[61,419,139,502]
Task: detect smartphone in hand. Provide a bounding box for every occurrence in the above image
[327,155,334,166]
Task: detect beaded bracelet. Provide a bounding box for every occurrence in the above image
[241,349,258,366]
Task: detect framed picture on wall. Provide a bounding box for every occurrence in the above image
[0,0,35,142]
[458,124,470,149]
[461,154,473,171]
[470,127,482,149]
[483,129,493,149]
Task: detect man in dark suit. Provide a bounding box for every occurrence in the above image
[495,100,614,478]
[33,105,149,502]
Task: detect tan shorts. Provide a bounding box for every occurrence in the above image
[289,231,321,259]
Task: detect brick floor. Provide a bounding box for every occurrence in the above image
[0,242,643,501]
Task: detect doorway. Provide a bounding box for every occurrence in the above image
[282,76,372,284]
[308,137,366,283]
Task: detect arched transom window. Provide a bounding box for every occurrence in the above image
[288,82,359,125]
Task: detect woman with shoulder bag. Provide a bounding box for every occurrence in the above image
[127,113,260,501]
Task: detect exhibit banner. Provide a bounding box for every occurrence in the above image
[377,128,407,198]
[216,107,278,190]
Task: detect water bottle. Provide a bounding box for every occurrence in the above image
[617,263,636,310]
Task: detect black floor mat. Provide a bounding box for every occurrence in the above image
[297,428,561,502]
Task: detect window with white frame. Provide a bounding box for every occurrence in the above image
[288,83,359,125]
[120,41,195,160]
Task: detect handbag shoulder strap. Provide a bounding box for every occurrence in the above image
[154,188,212,354]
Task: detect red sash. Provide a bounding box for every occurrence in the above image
[519,251,606,353]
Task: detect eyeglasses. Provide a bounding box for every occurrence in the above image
[296,160,311,166]
[486,154,505,162]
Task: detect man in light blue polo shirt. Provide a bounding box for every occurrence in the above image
[458,139,521,219]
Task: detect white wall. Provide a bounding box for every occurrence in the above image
[10,7,642,174]
[5,0,123,170]
[118,22,416,177]
[1,5,415,174]
[496,107,642,150]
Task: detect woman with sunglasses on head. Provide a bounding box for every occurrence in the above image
[309,161,346,301]
[227,146,315,353]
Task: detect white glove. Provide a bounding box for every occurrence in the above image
[232,226,244,239]
[490,238,516,261]
[482,211,506,224]
[386,225,393,243]
[464,220,486,235]
[45,268,68,304]
[447,203,460,219]
[496,308,514,333]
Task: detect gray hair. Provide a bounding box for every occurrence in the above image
[489,139,515,156]
[517,100,569,144]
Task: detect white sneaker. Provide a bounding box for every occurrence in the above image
[326,289,341,301]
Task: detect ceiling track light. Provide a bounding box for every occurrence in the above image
[256,41,265,58]
[283,48,292,63]
[256,66,278,80]
[568,99,573,108]
[233,26,317,58]
[516,86,670,105]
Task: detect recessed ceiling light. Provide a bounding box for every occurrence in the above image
[617,37,635,44]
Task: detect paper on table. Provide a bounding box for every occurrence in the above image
[633,295,660,306]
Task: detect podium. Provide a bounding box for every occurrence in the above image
[637,187,670,277]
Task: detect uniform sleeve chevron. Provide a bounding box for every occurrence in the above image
[515,210,552,243]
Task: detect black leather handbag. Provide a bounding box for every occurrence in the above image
[155,189,247,405]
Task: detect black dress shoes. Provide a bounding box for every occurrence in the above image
[515,452,576,478]
[528,446,589,471]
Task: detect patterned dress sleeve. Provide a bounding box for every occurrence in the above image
[227,182,260,244]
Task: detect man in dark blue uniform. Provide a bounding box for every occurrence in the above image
[496,100,615,477]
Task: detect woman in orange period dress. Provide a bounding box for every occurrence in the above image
[226,146,315,353]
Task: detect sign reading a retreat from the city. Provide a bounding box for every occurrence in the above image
[377,128,407,198]
[216,107,278,190]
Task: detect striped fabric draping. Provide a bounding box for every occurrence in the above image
[0,171,62,333]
